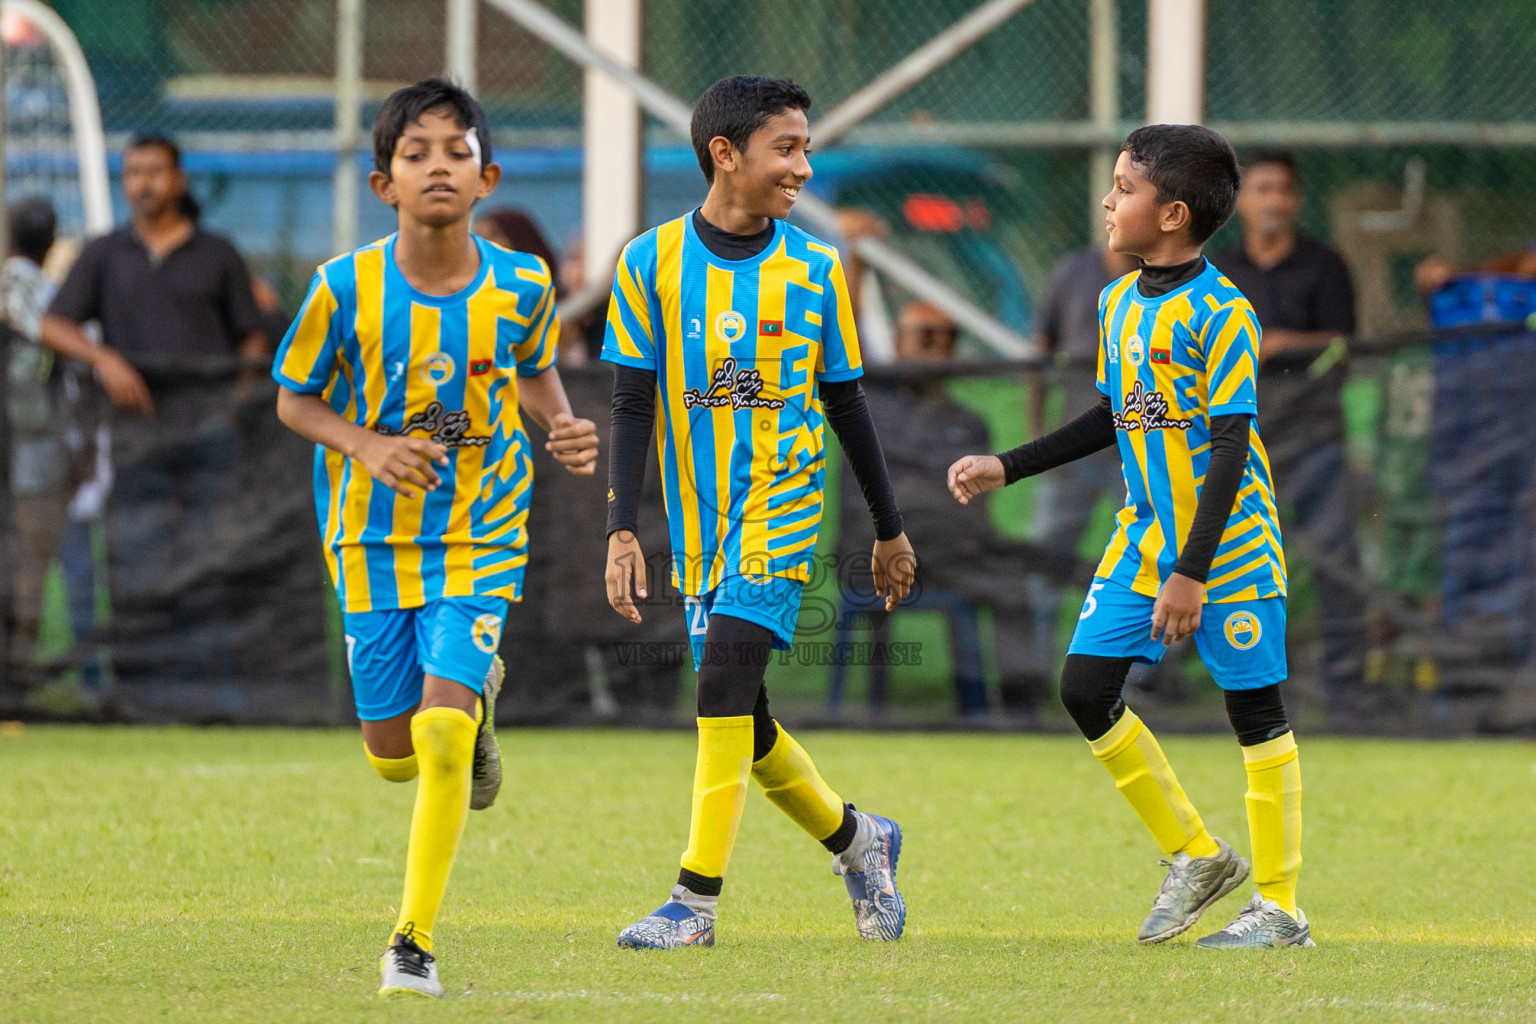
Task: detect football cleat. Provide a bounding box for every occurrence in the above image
[1196,894,1316,949]
[834,810,906,941]
[617,899,716,949]
[1137,836,1248,944]
[470,655,504,811]
[378,929,443,998]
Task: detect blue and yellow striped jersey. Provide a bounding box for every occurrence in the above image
[273,233,558,613]
[1095,260,1287,602]
[601,212,862,595]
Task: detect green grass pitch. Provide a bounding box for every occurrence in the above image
[4,727,1533,1023]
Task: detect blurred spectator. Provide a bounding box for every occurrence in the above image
[1412,249,1536,669]
[250,278,292,359]
[555,233,608,366]
[475,207,560,272]
[1212,150,1367,720]
[475,208,594,366]
[1,198,74,684]
[835,295,1074,720]
[41,135,267,687]
[835,209,896,359]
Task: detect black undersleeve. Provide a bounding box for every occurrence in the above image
[1224,684,1291,746]
[821,379,903,540]
[695,612,780,761]
[606,363,656,537]
[997,394,1118,485]
[1058,654,1135,740]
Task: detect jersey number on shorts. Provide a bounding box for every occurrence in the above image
[685,597,708,637]
[1080,582,1106,620]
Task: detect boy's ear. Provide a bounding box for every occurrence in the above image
[1159,199,1192,236]
[368,170,397,206]
[476,162,502,200]
[708,136,737,178]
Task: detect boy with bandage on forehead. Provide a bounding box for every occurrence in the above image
[273,79,600,997]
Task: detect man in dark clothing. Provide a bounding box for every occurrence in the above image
[42,135,267,691]
[837,301,1078,719]
[1212,149,1366,721]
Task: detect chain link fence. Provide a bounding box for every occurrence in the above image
[21,0,1536,323]
[4,0,1536,731]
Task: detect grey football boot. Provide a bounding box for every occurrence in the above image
[1196,894,1316,949]
[470,655,504,811]
[378,929,444,998]
[1137,836,1249,944]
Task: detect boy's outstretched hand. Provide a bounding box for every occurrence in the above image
[355,432,449,498]
[872,533,917,612]
[946,454,1006,505]
[1151,572,1204,646]
[546,412,599,475]
[606,530,648,623]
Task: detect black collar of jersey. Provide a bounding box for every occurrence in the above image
[692,208,776,262]
[1136,255,1206,298]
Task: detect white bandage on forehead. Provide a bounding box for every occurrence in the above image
[464,127,483,168]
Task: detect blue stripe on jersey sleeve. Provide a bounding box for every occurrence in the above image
[274,265,345,394]
[601,231,660,370]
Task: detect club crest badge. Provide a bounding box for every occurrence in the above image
[1224,610,1261,650]
[472,613,503,654]
[420,352,456,386]
[715,310,746,344]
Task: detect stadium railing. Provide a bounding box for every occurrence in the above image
[2,317,1535,737]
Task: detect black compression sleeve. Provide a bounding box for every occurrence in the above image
[606,364,656,537]
[996,393,1118,485]
[820,379,904,541]
[1172,413,1251,582]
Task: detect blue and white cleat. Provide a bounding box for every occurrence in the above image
[617,899,716,949]
[834,809,905,941]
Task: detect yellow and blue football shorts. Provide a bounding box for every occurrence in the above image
[683,574,803,671]
[343,596,508,720]
[1066,577,1286,691]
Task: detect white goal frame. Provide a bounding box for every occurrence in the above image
[3,0,112,236]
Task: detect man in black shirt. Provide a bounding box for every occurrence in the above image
[42,135,267,689]
[1212,150,1366,721]
[836,301,1077,720]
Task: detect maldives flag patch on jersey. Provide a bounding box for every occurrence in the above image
[1151,348,1171,364]
[759,320,783,336]
[470,359,492,375]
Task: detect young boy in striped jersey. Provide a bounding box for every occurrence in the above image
[273,79,599,996]
[949,124,1312,949]
[601,76,916,948]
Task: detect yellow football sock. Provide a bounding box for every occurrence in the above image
[392,706,476,951]
[1242,732,1302,916]
[366,746,419,783]
[679,716,753,880]
[751,723,845,841]
[1087,709,1219,858]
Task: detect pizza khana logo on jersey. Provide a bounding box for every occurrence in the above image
[472,613,503,654]
[1224,610,1261,650]
[715,310,746,344]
